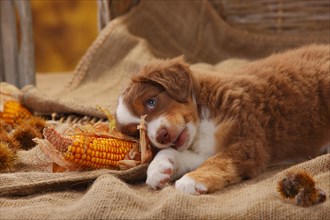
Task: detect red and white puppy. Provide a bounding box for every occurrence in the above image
[115,45,330,195]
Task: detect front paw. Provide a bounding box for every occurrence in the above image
[146,160,174,189]
[175,175,207,195]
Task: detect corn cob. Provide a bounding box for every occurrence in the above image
[63,135,135,169]
[37,111,151,171]
[0,100,32,126]
[41,127,138,170]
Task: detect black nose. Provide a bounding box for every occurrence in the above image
[156,127,171,145]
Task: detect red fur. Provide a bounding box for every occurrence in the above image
[117,44,330,193]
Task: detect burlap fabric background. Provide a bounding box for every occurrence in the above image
[1,1,329,219]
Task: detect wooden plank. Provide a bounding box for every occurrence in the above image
[97,0,111,31]
[15,0,35,87]
[0,0,19,86]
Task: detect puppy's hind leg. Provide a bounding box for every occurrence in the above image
[175,139,270,195]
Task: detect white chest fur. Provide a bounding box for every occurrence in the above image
[146,115,219,188]
[191,118,217,158]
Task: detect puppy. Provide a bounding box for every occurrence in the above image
[115,44,330,195]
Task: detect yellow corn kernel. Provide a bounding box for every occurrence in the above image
[0,101,32,125]
[63,135,137,169]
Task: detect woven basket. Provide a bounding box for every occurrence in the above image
[98,0,140,30]
[211,0,330,33]
[102,0,329,33]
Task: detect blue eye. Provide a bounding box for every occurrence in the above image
[146,98,157,109]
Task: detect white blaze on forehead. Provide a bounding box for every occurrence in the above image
[116,96,141,125]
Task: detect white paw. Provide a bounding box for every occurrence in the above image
[175,175,207,195]
[146,160,174,189]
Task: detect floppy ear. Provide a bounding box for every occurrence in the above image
[134,56,195,102]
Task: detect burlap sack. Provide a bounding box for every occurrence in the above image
[21,0,329,117]
[1,1,329,219]
[1,152,329,219]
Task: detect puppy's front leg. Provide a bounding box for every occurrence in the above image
[175,155,240,195]
[176,140,268,195]
[146,148,206,189]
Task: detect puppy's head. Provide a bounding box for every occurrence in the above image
[115,57,199,151]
